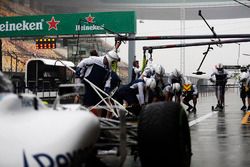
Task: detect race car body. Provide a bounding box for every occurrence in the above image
[0,93,100,167]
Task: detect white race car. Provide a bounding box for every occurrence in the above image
[0,92,100,166]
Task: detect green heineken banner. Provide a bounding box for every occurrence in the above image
[0,11,136,38]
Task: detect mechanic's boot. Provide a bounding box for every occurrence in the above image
[215,104,220,110]
[241,105,247,111]
[247,106,250,111]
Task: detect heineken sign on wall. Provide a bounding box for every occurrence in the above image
[0,11,136,38]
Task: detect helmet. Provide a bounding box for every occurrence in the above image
[216,63,224,72]
[172,68,181,77]
[90,49,99,56]
[186,80,192,85]
[105,50,120,66]
[153,64,165,76]
[240,72,249,81]
[142,65,155,77]
[0,71,13,93]
[145,77,156,90]
[240,65,247,72]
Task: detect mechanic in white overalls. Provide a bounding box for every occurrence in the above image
[164,68,185,104]
[116,77,156,116]
[140,63,168,103]
[210,63,230,110]
[75,48,120,106]
[238,65,249,111]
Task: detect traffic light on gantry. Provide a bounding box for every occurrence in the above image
[36,38,56,49]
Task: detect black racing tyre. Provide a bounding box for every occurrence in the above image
[137,101,192,167]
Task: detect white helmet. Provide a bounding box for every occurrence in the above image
[105,50,120,66]
[240,72,249,81]
[186,80,192,85]
[172,68,181,77]
[145,77,156,90]
[172,83,181,92]
[153,64,165,76]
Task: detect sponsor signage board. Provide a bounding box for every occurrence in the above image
[0,11,136,38]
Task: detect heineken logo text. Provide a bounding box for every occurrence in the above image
[75,24,104,31]
[0,20,44,32]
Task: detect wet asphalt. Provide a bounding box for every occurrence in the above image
[190,89,250,167]
[104,89,250,167]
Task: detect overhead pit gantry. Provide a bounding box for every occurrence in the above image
[114,10,250,75]
[115,34,250,75]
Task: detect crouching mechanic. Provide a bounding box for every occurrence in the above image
[116,77,156,116]
[140,63,168,102]
[182,80,198,114]
[164,68,185,103]
[150,64,168,102]
[75,47,120,107]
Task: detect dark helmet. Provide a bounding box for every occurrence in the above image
[240,65,247,72]
[90,49,99,56]
[172,68,181,77]
[216,63,224,72]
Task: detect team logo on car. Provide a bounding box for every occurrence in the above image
[23,149,85,167]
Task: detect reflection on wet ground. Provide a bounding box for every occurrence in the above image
[190,91,250,167]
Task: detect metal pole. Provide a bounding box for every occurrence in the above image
[180,7,186,74]
[116,34,250,41]
[35,61,38,94]
[15,52,18,73]
[10,52,12,76]
[143,38,250,50]
[0,39,2,71]
[237,43,240,65]
[128,33,135,83]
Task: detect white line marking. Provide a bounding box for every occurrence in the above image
[189,111,218,127]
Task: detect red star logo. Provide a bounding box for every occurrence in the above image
[47,16,60,30]
[85,14,95,23]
